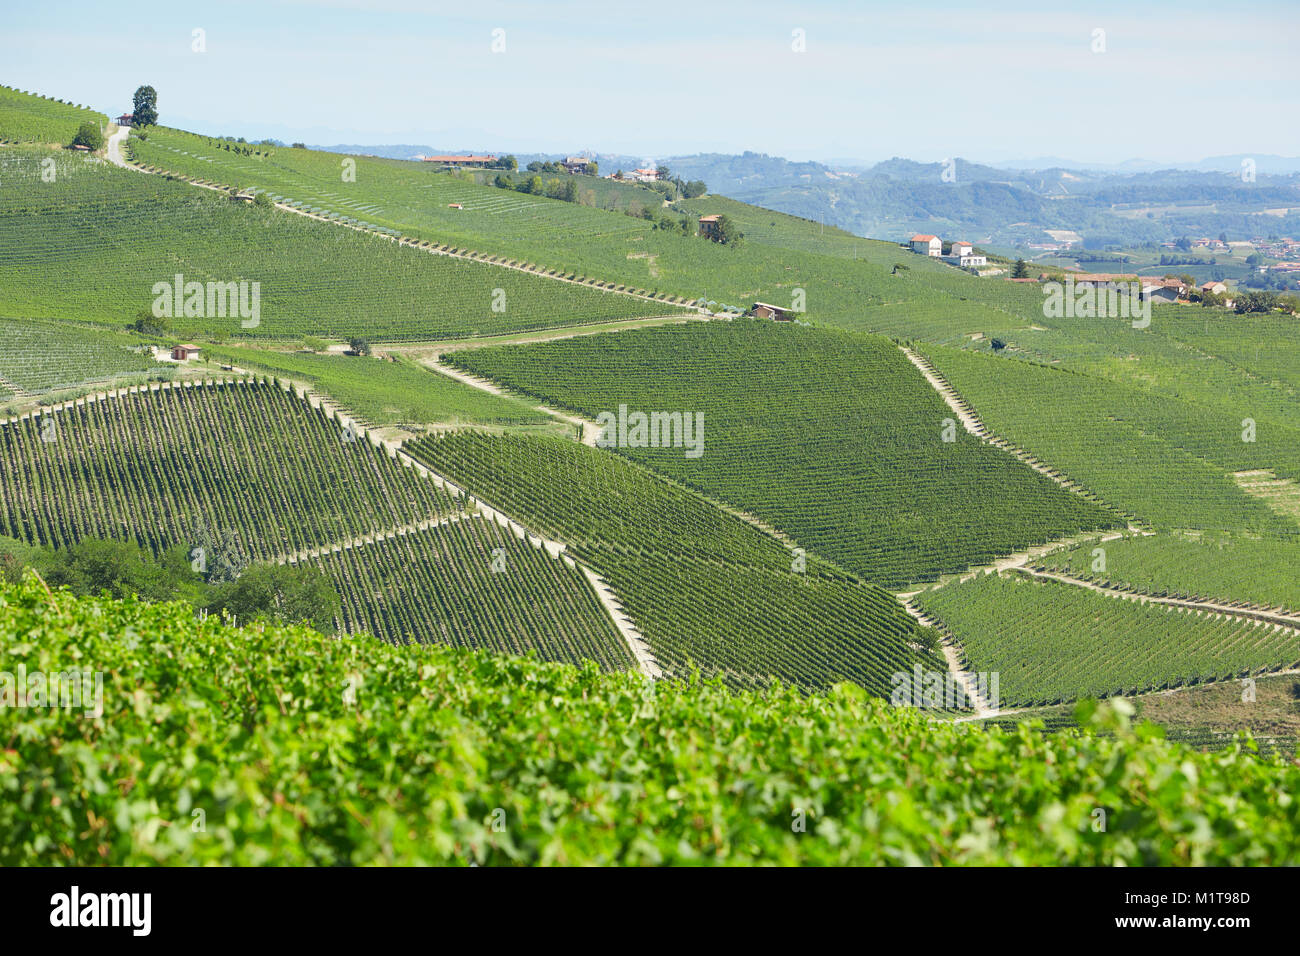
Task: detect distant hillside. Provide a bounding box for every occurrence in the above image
[667,151,1300,249]
[307,146,660,171]
[308,143,432,159]
[997,154,1300,176]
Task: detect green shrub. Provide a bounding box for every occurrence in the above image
[70,121,102,150]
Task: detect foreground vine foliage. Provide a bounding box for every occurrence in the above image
[3,577,1297,866]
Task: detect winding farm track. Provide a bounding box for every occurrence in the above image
[425,360,604,447]
[105,123,130,166]
[895,529,1148,602]
[901,599,998,718]
[275,512,471,567]
[1010,565,1300,631]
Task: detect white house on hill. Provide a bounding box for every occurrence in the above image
[910,234,942,256]
[939,240,987,268]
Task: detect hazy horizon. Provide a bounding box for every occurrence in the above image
[3,0,1298,165]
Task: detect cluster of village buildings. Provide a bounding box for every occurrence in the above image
[417,153,664,183]
[1019,273,1236,307]
[1159,236,1231,252]
[908,234,988,268]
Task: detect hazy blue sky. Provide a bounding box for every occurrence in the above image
[3,0,1297,163]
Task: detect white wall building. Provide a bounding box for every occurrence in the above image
[910,234,942,256]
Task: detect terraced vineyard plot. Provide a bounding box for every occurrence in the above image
[206,346,551,428]
[448,322,1122,588]
[0,317,162,393]
[917,573,1300,707]
[407,431,938,694]
[0,85,107,143]
[974,701,1297,758]
[1156,309,1300,396]
[842,299,1029,345]
[0,380,455,559]
[943,307,1300,434]
[1038,531,1300,613]
[596,550,928,692]
[304,515,630,670]
[920,344,1300,536]
[406,430,814,573]
[0,149,673,341]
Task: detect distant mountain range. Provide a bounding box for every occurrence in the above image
[663,152,1300,250]
[308,144,432,160]
[311,144,661,172]
[991,155,1300,176]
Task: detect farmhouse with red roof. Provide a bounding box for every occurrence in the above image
[909,234,942,256]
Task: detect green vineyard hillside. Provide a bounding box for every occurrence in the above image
[407,430,937,693]
[917,573,1300,707]
[300,514,631,670]
[0,148,675,341]
[0,379,454,559]
[126,126,998,328]
[0,85,106,144]
[446,321,1122,587]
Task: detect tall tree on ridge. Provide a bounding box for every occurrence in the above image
[132,85,158,127]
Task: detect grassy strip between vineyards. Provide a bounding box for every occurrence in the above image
[1036,531,1300,613]
[203,345,552,429]
[917,573,1300,708]
[406,430,940,694]
[447,321,1122,588]
[0,148,677,341]
[5,577,1300,865]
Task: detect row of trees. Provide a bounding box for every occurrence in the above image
[0,536,341,632]
[1224,289,1300,314]
[524,158,597,176]
[610,165,706,201]
[493,173,580,203]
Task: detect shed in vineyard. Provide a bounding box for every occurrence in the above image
[747,302,795,321]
